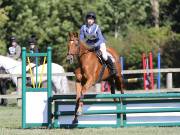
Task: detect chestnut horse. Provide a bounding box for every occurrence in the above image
[67,32,124,123]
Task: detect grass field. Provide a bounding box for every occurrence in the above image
[1,106,180,135]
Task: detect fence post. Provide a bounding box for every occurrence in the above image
[120,56,124,78]
[142,53,147,90]
[95,83,101,93]
[166,73,173,89]
[47,47,52,127]
[17,77,22,107]
[22,47,26,129]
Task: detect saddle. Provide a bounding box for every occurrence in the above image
[94,50,116,83]
[95,50,106,65]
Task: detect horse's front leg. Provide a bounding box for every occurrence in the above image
[81,76,95,98]
[76,81,83,116]
[72,81,82,124]
[72,68,83,124]
[74,76,95,120]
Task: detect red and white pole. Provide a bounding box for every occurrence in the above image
[149,52,154,89]
[142,53,147,90]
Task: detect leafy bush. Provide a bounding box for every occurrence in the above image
[107,26,173,69]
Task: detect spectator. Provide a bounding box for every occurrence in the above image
[28,37,39,64]
[7,36,21,60]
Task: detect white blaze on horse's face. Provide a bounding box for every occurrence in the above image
[68,38,79,55]
[70,41,74,44]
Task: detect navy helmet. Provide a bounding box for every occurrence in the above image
[86,12,96,20]
[28,38,36,45]
[10,36,16,42]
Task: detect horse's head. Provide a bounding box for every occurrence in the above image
[66,32,79,64]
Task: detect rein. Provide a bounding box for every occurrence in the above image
[69,40,91,58]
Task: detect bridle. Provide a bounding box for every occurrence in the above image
[68,39,80,56]
[67,39,91,58]
[67,38,93,64]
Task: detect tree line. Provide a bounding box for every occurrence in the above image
[0,0,180,87]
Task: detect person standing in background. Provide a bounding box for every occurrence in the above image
[7,36,21,60]
[28,37,39,64]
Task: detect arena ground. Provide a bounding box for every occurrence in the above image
[1,105,180,135]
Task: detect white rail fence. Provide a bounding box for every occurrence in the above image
[0,68,180,106]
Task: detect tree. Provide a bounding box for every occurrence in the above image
[5,0,107,66]
[0,0,9,55]
[150,0,159,28]
[5,0,75,65]
[160,0,180,33]
[98,0,151,38]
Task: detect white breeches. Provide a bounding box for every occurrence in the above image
[99,43,108,61]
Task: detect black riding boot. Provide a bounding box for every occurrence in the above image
[105,57,117,76]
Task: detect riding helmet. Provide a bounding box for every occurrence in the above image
[86,12,96,20]
[10,36,16,42]
[28,38,36,45]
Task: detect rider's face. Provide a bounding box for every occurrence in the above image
[11,41,17,46]
[87,18,94,26]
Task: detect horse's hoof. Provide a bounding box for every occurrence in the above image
[113,98,118,102]
[76,111,83,116]
[50,113,54,119]
[72,118,78,124]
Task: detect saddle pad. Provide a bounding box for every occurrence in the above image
[107,52,115,62]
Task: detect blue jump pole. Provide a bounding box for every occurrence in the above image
[157,50,161,91]
[120,56,124,79]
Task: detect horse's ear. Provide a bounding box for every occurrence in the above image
[68,32,72,38]
[74,32,79,38]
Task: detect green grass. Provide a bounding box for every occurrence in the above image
[1,106,180,135]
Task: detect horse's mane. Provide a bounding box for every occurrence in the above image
[79,41,91,50]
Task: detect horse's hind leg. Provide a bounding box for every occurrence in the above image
[109,79,118,102]
[115,76,124,94]
[114,62,124,94]
[115,70,124,94]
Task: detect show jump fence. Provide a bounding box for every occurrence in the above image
[52,93,180,128]
[21,47,52,128]
[20,47,180,128]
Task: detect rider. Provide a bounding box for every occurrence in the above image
[79,12,116,76]
[26,37,40,86]
[28,37,39,64]
[7,36,21,60]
